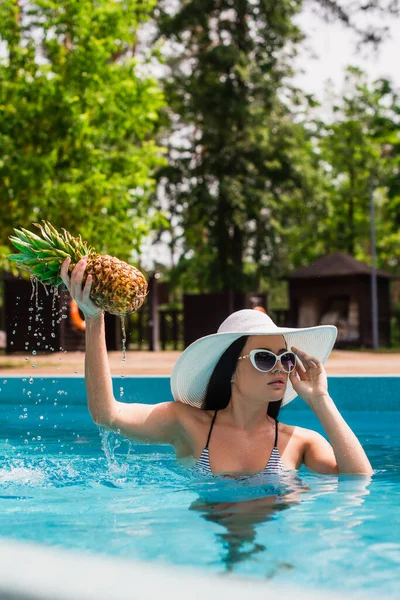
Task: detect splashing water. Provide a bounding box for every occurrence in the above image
[30,276,36,302]
[30,277,39,313]
[39,280,50,297]
[99,429,129,481]
[51,286,58,335]
[121,316,127,363]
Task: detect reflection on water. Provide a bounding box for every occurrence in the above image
[189,471,309,572]
[188,470,374,574]
[191,495,290,572]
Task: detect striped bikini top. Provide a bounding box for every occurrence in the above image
[192,410,285,477]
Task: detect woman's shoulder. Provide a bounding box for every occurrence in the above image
[172,401,214,457]
[278,421,323,446]
[277,422,323,469]
[174,400,212,424]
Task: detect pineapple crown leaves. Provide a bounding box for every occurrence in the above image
[8,221,96,286]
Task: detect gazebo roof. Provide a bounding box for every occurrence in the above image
[287,252,393,279]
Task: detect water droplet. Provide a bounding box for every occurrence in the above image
[121,316,127,363]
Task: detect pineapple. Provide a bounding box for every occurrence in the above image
[8,222,148,316]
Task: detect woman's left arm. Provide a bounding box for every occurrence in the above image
[290,347,373,476]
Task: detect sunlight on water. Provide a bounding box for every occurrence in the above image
[0,396,399,597]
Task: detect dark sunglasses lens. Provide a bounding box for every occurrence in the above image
[281,352,296,373]
[254,351,276,372]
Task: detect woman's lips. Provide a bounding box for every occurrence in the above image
[268,381,285,386]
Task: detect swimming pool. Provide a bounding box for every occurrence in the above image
[1,375,399,598]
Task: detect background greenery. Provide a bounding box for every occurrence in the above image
[0,0,167,262]
[1,0,400,340]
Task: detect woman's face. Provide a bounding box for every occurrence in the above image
[233,335,289,404]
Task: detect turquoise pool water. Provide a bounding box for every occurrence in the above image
[0,376,399,597]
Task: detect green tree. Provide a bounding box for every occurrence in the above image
[154,0,332,292]
[0,0,167,263]
[316,67,399,268]
[152,1,400,294]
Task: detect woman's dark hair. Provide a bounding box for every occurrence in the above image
[203,336,283,420]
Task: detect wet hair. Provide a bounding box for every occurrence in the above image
[202,335,283,420]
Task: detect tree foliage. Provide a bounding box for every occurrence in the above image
[313,0,400,48]
[155,0,331,292]
[0,0,167,263]
[316,67,400,268]
[152,1,400,294]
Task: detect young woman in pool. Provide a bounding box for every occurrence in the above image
[61,257,373,477]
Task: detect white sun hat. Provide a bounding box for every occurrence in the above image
[171,309,337,408]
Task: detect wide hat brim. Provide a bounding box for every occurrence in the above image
[171,310,337,408]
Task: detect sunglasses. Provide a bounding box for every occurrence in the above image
[238,349,297,374]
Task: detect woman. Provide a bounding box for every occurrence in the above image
[61,256,373,477]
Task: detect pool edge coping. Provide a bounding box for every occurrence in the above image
[0,538,382,600]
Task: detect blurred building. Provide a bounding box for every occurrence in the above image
[183,291,267,348]
[287,252,393,347]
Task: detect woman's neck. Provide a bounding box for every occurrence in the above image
[221,390,274,431]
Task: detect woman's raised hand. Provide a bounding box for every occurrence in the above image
[289,346,329,407]
[60,257,103,319]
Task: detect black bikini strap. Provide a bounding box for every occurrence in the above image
[274,419,279,448]
[205,410,218,449]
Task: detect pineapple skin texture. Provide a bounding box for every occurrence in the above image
[84,254,148,316]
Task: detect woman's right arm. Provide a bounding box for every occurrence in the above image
[60,257,182,444]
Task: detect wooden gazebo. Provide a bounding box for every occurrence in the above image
[286,252,393,347]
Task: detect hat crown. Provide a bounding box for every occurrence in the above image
[217,309,278,334]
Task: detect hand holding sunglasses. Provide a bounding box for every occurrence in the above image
[238,346,330,407]
[289,346,330,407]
